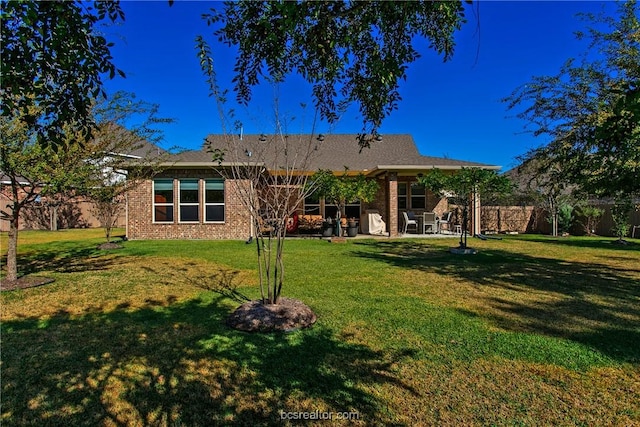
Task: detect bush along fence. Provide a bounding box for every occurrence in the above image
[480,204,640,237]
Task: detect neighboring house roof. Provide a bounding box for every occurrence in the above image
[163,134,499,175]
[502,161,576,197]
[94,122,167,160]
[0,174,30,185]
[502,165,536,194]
[119,139,167,159]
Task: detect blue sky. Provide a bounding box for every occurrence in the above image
[103,1,617,172]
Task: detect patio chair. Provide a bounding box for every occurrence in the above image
[423,212,438,234]
[402,211,418,234]
[438,211,452,234]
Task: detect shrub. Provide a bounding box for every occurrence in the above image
[556,203,574,234]
[574,205,604,236]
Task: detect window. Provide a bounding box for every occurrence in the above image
[325,204,338,219]
[153,179,174,222]
[345,200,361,219]
[205,179,225,222]
[179,179,199,222]
[410,182,426,209]
[304,191,321,215]
[398,182,408,210]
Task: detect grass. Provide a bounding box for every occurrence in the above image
[1,229,639,426]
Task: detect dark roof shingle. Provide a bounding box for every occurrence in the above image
[165,134,499,173]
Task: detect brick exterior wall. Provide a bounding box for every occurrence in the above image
[387,173,398,237]
[362,175,389,234]
[394,177,452,234]
[127,169,503,240]
[126,169,251,240]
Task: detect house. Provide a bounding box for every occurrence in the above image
[124,134,499,240]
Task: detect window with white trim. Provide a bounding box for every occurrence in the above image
[153,179,174,223]
[205,179,225,222]
[179,179,199,222]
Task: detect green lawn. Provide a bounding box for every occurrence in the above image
[2,229,639,426]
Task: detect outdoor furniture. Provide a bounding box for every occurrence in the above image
[632,225,640,238]
[438,212,452,234]
[402,211,418,234]
[297,214,324,233]
[257,216,275,236]
[423,212,438,234]
[361,210,386,235]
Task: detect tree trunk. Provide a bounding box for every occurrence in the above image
[334,207,342,237]
[53,205,59,231]
[461,206,469,248]
[549,196,558,237]
[6,213,19,282]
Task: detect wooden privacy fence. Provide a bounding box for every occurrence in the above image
[481,206,537,234]
[481,204,640,237]
[0,198,126,232]
[584,204,640,237]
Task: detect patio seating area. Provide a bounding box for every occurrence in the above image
[402,211,460,236]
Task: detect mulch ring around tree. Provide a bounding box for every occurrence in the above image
[97,242,124,250]
[227,297,317,333]
[0,276,55,292]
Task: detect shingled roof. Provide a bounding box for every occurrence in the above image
[165,134,499,175]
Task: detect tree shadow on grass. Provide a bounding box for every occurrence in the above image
[2,244,117,278]
[1,295,414,426]
[515,236,640,252]
[351,240,640,364]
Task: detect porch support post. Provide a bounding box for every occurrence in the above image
[471,188,481,235]
[387,172,398,237]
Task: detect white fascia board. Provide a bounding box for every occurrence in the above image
[107,151,142,160]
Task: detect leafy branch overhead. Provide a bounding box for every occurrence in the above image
[201,1,468,148]
[1,0,125,150]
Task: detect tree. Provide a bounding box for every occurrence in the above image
[207,129,320,306]
[1,110,94,283]
[610,195,635,242]
[556,203,575,235]
[514,157,576,237]
[0,92,170,284]
[199,14,324,310]
[311,169,379,236]
[196,2,468,318]
[1,0,125,150]
[83,92,172,244]
[200,1,468,148]
[420,168,512,249]
[504,1,639,237]
[574,204,604,236]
